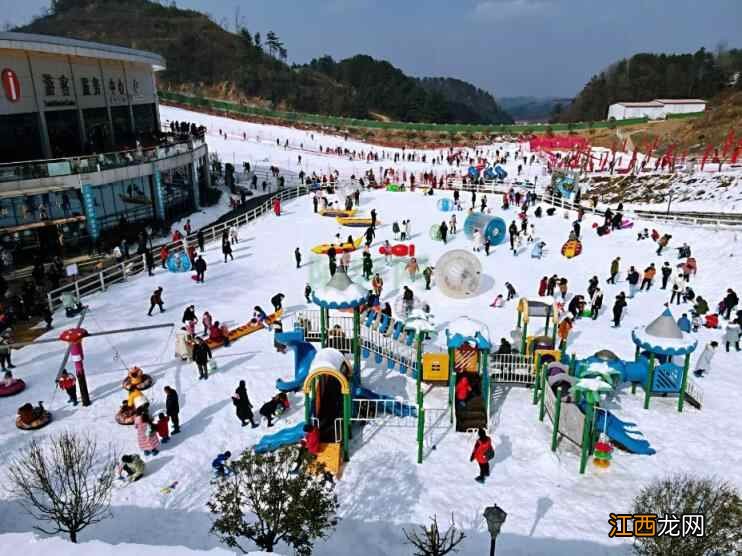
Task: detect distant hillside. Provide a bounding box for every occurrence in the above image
[558,48,742,122]
[17,0,510,124]
[499,96,572,122]
[416,77,513,124]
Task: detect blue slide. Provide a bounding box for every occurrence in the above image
[595,409,655,455]
[254,422,306,454]
[275,329,317,392]
[353,385,417,418]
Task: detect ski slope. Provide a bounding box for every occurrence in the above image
[1,107,741,556]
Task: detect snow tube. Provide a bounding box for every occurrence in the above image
[430,225,443,241]
[561,239,583,259]
[318,208,356,218]
[386,184,401,192]
[115,406,137,425]
[379,244,415,257]
[494,165,507,180]
[16,410,52,431]
[483,167,496,180]
[437,198,454,212]
[463,213,507,246]
[0,379,25,397]
[336,217,379,227]
[435,250,482,299]
[311,237,362,255]
[166,252,192,273]
[467,166,478,179]
[122,374,154,392]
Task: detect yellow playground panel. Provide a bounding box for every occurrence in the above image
[534,348,561,366]
[309,442,344,477]
[454,344,479,373]
[422,352,450,382]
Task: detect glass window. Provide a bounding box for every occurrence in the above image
[133,104,157,137]
[82,107,112,154]
[111,106,133,149]
[45,110,82,158]
[0,113,43,163]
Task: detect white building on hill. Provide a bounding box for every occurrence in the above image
[607,98,706,121]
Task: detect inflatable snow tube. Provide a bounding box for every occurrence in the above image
[437,198,454,212]
[429,225,443,241]
[560,239,583,259]
[167,252,192,273]
[463,213,507,246]
[0,379,25,397]
[483,167,496,180]
[115,406,137,425]
[336,217,379,228]
[379,244,415,257]
[311,237,362,255]
[16,411,52,431]
[122,374,154,392]
[467,166,478,179]
[435,250,482,299]
[494,165,507,180]
[386,184,401,192]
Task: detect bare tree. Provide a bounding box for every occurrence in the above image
[6,431,117,543]
[403,514,466,556]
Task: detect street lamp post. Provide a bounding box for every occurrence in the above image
[483,505,507,556]
[666,191,674,216]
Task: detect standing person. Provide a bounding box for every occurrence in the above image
[627,266,640,298]
[608,257,620,284]
[145,249,155,277]
[194,255,207,283]
[155,413,170,444]
[693,341,719,377]
[197,229,205,252]
[612,293,627,327]
[404,219,412,241]
[271,293,285,313]
[229,225,239,245]
[159,245,169,269]
[312,193,319,213]
[294,247,302,269]
[164,385,180,434]
[439,221,448,244]
[558,316,573,350]
[148,287,164,316]
[192,337,212,380]
[640,263,656,291]
[222,238,233,263]
[405,257,419,281]
[364,225,375,248]
[201,311,213,336]
[590,288,604,320]
[362,251,373,280]
[505,282,517,301]
[370,208,377,228]
[723,289,739,320]
[423,266,433,290]
[291,424,321,473]
[134,413,160,456]
[402,286,414,316]
[450,213,457,234]
[232,380,258,427]
[0,332,14,370]
[57,370,78,406]
[508,221,519,255]
[470,428,494,483]
[661,262,672,290]
[724,322,740,352]
[372,273,383,297]
[547,274,558,297]
[182,305,197,325]
[304,284,312,303]
[392,221,400,240]
[538,276,548,297]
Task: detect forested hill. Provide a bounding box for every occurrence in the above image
[558,48,742,122]
[416,77,513,124]
[17,0,512,124]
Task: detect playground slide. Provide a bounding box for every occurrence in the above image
[275,329,317,392]
[254,422,306,454]
[594,408,655,455]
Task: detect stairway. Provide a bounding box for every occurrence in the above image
[455,396,487,432]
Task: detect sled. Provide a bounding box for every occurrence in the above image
[560,240,583,259]
[310,237,363,255]
[318,208,356,218]
[206,310,282,350]
[335,216,380,228]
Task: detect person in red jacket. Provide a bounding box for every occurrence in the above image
[156,413,170,444]
[538,276,548,297]
[57,370,77,406]
[470,428,494,483]
[159,245,169,269]
[292,424,320,473]
[455,374,473,408]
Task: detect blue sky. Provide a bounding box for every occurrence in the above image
[2,0,740,97]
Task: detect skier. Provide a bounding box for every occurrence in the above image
[192,337,213,380]
[232,381,258,427]
[470,428,494,484]
[147,287,165,316]
[693,341,719,377]
[194,255,207,283]
[612,293,627,327]
[164,385,180,434]
[295,247,302,269]
[57,370,77,406]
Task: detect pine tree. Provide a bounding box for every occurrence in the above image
[208,447,338,555]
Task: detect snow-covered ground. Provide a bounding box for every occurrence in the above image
[1,107,741,556]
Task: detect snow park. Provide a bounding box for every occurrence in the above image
[1,4,742,556]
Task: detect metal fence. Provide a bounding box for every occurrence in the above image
[490,353,536,386]
[46,184,310,312]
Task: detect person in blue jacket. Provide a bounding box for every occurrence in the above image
[677,313,691,333]
[212,451,232,477]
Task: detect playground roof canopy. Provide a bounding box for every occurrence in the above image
[309,347,347,374]
[631,309,698,356]
[446,316,491,350]
[311,270,367,309]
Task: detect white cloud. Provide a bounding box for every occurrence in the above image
[472,0,552,20]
